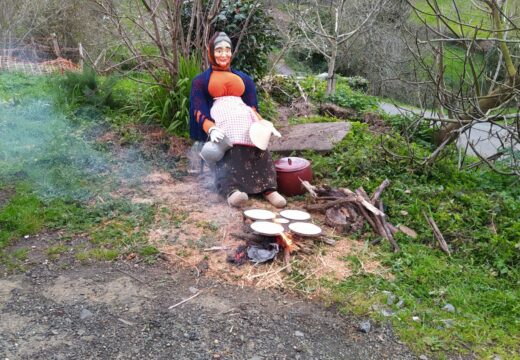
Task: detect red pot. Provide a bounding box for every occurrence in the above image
[274,157,313,197]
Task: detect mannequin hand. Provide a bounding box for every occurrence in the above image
[208,127,225,143]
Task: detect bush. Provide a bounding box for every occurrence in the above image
[300,76,378,112]
[213,0,280,80]
[58,67,118,109]
[140,54,201,136]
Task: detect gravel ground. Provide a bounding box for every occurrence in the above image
[0,261,417,359]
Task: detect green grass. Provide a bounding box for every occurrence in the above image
[307,121,520,358]
[0,71,161,266]
[289,114,340,125]
[0,72,58,101]
[413,0,492,37]
[332,242,520,357]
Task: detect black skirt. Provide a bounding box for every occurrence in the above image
[214,145,277,196]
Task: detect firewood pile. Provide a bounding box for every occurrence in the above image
[302,179,401,252]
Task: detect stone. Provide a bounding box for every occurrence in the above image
[442,303,455,313]
[189,287,199,294]
[294,331,304,337]
[184,332,198,341]
[419,355,428,360]
[269,122,351,153]
[395,299,405,309]
[441,319,454,328]
[358,320,371,333]
[381,309,394,317]
[386,293,396,306]
[80,308,93,320]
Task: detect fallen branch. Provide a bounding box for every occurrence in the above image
[423,211,451,255]
[300,180,318,198]
[203,246,230,252]
[168,291,202,309]
[305,196,356,211]
[378,200,400,252]
[371,178,391,203]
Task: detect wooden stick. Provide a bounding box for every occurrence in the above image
[301,180,318,198]
[168,291,202,309]
[305,196,356,211]
[203,246,230,252]
[423,212,451,255]
[377,200,400,252]
[313,237,336,246]
[371,179,391,203]
[356,202,379,234]
[283,248,293,273]
[350,188,385,217]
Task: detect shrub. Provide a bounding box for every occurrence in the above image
[58,67,118,109]
[213,0,280,80]
[300,76,378,112]
[140,54,201,136]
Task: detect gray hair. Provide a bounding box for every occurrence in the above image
[214,32,232,49]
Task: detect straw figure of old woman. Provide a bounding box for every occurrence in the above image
[189,32,286,208]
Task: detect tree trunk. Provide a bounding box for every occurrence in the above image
[326,43,337,96]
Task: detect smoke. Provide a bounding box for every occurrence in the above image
[0,98,153,201]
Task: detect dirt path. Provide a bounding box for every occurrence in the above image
[0,130,417,359]
[0,261,415,359]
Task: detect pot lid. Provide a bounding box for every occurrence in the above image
[275,157,310,173]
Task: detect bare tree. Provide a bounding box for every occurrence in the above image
[89,0,220,84]
[401,0,520,176]
[292,0,388,96]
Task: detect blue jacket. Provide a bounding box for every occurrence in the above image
[189,68,258,141]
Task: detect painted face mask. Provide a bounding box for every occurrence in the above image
[208,32,232,69]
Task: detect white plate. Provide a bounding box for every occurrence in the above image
[243,209,276,221]
[273,217,290,224]
[250,221,284,236]
[289,222,322,236]
[280,209,311,221]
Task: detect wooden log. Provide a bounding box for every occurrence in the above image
[325,207,348,232]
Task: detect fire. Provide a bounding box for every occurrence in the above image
[277,232,295,253]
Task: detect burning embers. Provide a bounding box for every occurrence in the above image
[276,232,295,273]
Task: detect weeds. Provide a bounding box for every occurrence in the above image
[139,55,201,136]
[308,121,520,357]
